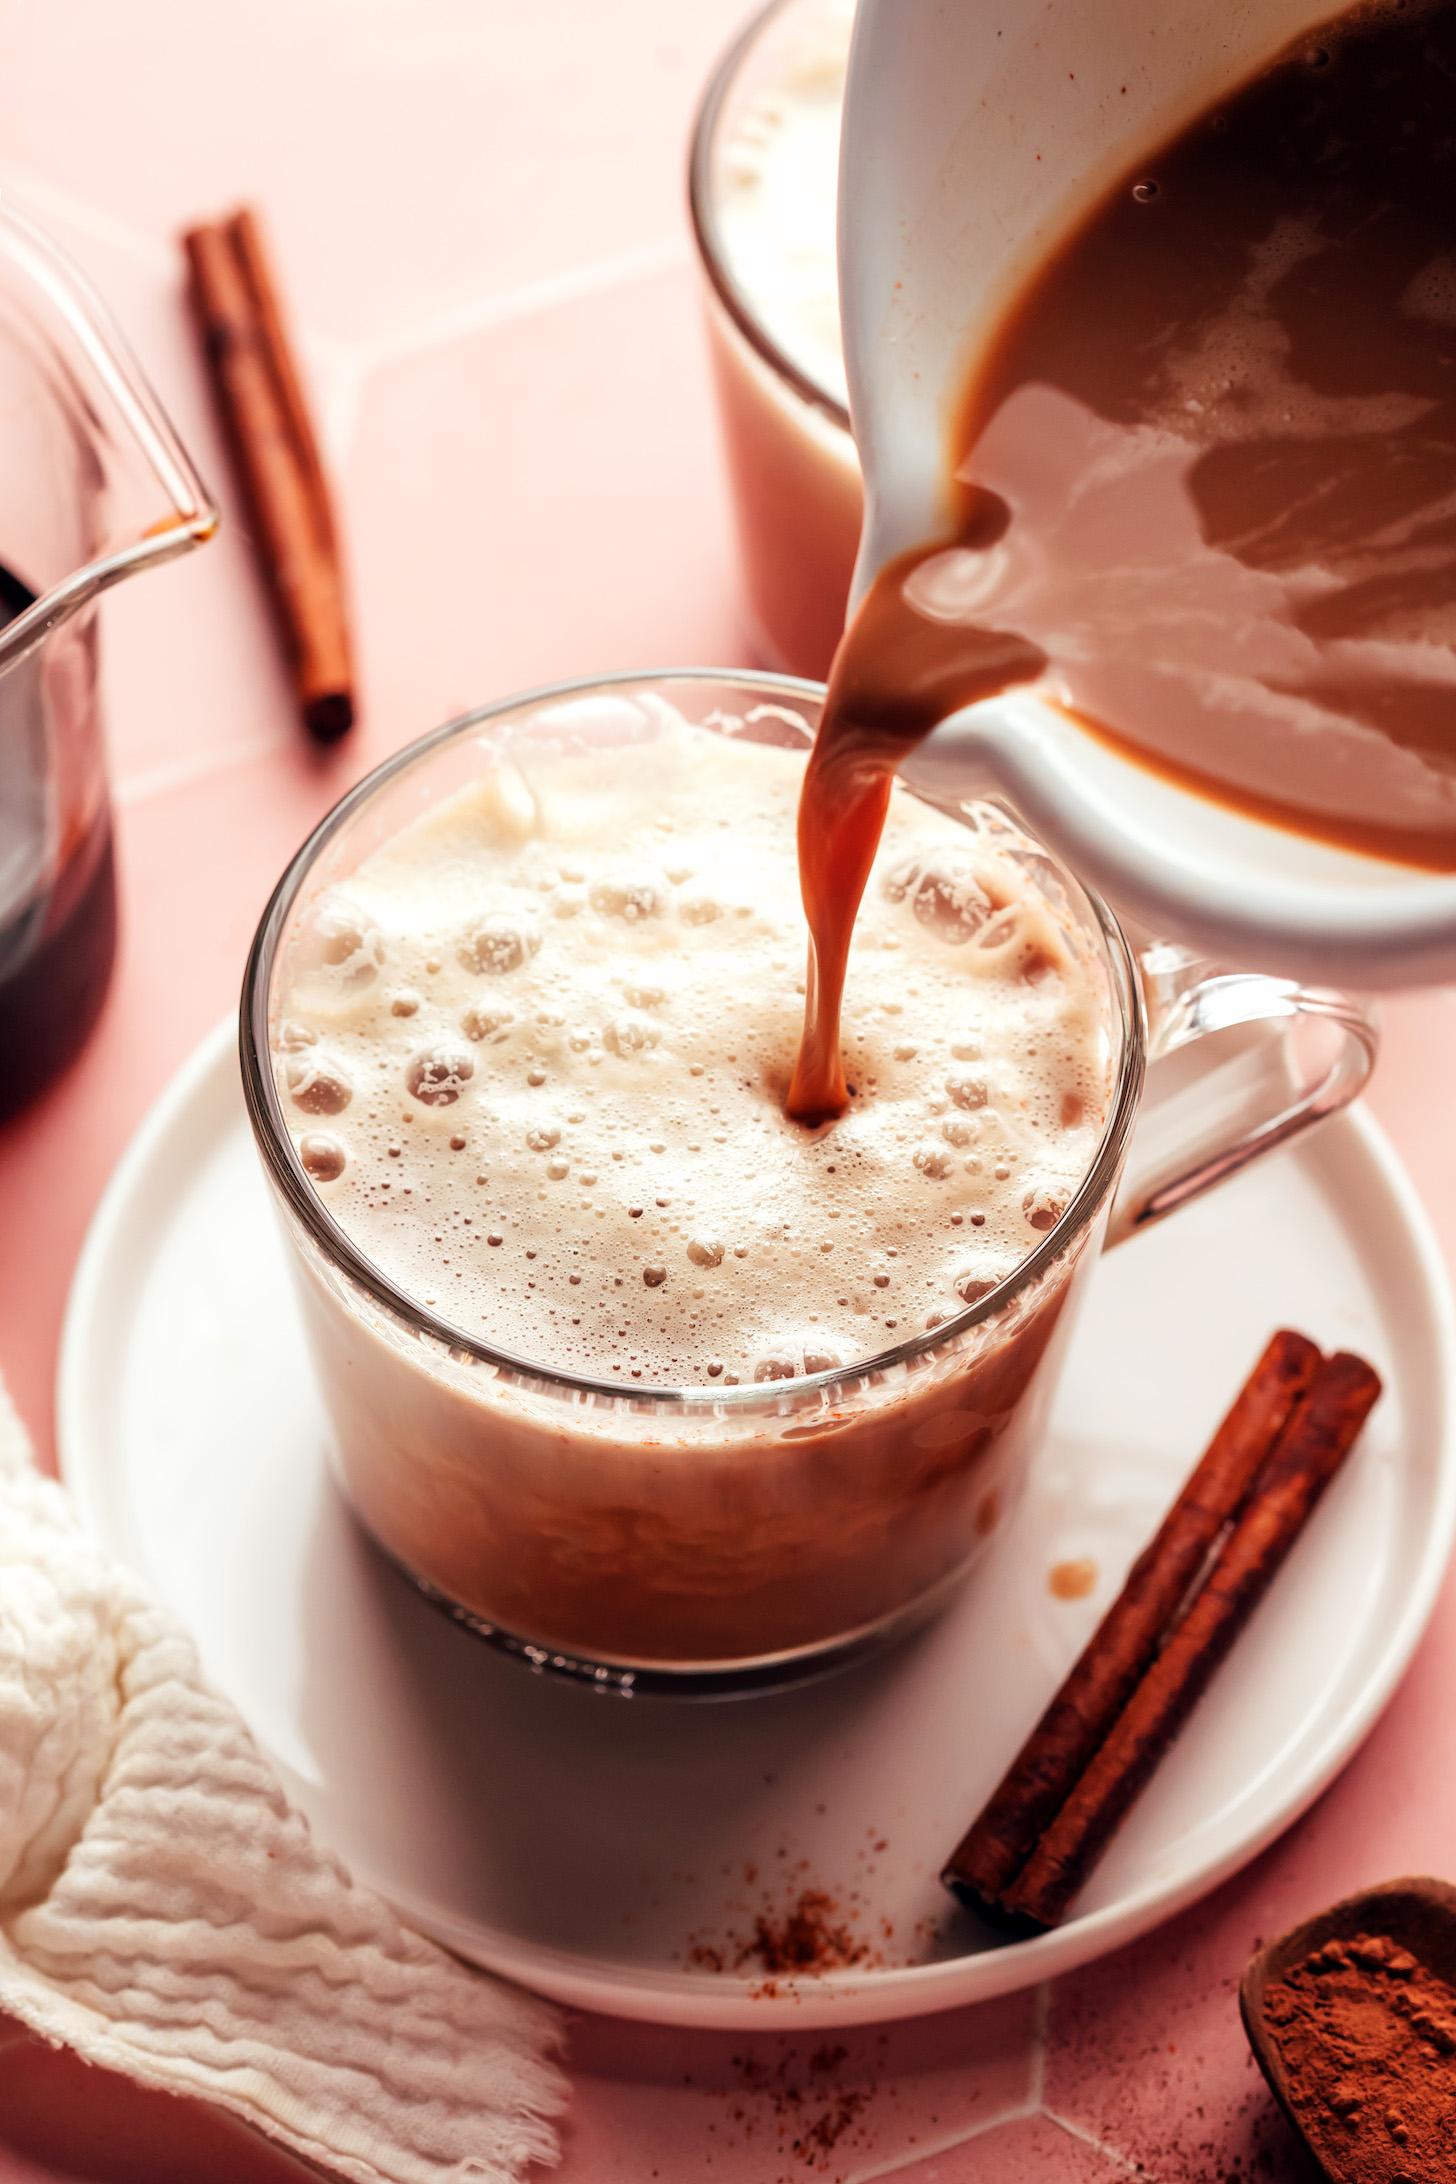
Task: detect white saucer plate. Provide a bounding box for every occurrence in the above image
[59,1018,1456,2029]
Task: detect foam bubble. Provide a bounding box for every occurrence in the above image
[459,914,540,975]
[753,1354,800,1383]
[1022,1185,1066,1233]
[461,1004,515,1043]
[603,1011,660,1057]
[286,1053,352,1114]
[299,1133,347,1182]
[590,869,664,921]
[407,1045,476,1106]
[299,902,385,994]
[885,853,994,944]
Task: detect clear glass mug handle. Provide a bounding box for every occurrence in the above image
[1105,943,1379,1248]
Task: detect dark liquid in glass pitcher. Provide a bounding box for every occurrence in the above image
[0,562,117,1124]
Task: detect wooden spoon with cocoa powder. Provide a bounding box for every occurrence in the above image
[1241,1877,1456,2183]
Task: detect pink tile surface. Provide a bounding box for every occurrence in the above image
[0,2032,313,2184]
[0,3,748,345]
[557,2001,1036,2182]
[885,2112,1137,2182]
[0,7,1452,2184]
[345,259,743,755]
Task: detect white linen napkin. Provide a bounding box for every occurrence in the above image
[0,1378,565,2184]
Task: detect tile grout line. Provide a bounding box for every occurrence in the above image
[0,160,684,388]
[846,2099,1043,2183]
[1028,1977,1051,2108]
[351,233,690,374]
[115,729,291,811]
[1043,2105,1154,2177]
[844,1985,1149,2184]
[0,162,175,280]
[316,348,368,481]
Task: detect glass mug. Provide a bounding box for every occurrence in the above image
[689,0,858,681]
[241,670,1375,1695]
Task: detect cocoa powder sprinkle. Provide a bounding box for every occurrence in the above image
[741,1889,873,1977]
[721,2043,879,2175]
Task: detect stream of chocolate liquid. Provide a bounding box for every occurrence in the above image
[789,0,1456,1122]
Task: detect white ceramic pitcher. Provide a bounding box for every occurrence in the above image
[838,0,1456,987]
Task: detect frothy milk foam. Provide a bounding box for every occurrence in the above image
[715,0,849,407]
[275,697,1111,1387]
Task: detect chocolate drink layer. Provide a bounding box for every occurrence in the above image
[792,0,1456,1117]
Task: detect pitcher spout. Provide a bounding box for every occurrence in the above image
[0,196,216,675]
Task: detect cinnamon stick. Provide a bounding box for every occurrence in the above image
[942,1329,1321,1911]
[182,209,354,741]
[225,208,337,559]
[1001,1350,1382,1930]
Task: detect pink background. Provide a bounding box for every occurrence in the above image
[0,4,1452,2177]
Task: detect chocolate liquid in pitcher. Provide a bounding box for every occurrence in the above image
[791,0,1456,1120]
[0,564,117,1124]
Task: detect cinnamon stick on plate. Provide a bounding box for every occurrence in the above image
[182,207,354,741]
[943,1328,1321,1907]
[1005,1352,1382,1928]
[943,1339,1382,1932]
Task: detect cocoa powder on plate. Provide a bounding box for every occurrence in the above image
[741,1889,874,1977]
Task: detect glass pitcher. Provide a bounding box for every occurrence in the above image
[0,199,216,1122]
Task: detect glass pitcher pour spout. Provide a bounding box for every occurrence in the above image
[837,0,1456,990]
[0,199,216,1122]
